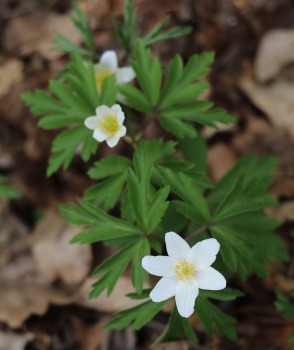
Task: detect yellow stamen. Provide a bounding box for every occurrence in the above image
[95,67,113,90]
[175,261,195,281]
[100,115,119,136]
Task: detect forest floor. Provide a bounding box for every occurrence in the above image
[0,0,294,349]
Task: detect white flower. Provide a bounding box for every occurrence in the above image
[142,232,226,318]
[94,50,135,91]
[84,104,127,148]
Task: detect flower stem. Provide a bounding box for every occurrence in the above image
[185,223,211,241]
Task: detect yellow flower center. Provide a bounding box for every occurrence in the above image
[95,67,113,90]
[100,115,119,136]
[175,261,195,281]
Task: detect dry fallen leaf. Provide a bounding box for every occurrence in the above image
[0,59,23,98]
[0,279,75,328]
[0,332,34,350]
[2,12,81,60]
[239,76,294,138]
[255,29,294,83]
[208,143,237,183]
[32,210,92,285]
[267,201,294,222]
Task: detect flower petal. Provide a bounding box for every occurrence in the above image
[84,116,99,130]
[106,135,120,148]
[195,267,226,290]
[93,128,108,142]
[187,238,220,271]
[150,276,178,302]
[165,232,190,262]
[117,125,127,137]
[116,67,136,84]
[110,104,123,114]
[175,279,199,318]
[95,105,113,118]
[142,256,177,277]
[99,51,118,71]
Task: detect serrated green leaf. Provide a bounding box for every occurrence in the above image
[195,296,237,340]
[131,237,150,293]
[159,115,197,138]
[91,240,139,297]
[200,288,244,301]
[105,299,166,330]
[180,52,214,85]
[146,186,170,233]
[119,84,152,113]
[88,155,132,179]
[155,167,211,224]
[155,306,198,344]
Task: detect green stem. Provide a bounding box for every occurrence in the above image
[185,223,211,241]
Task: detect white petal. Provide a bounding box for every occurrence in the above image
[150,276,178,302]
[93,128,108,142]
[84,116,99,130]
[106,136,120,148]
[111,104,123,114]
[187,238,220,271]
[95,105,113,118]
[116,67,136,84]
[165,232,190,262]
[195,267,226,290]
[175,280,199,318]
[99,51,118,71]
[117,125,127,137]
[142,256,177,277]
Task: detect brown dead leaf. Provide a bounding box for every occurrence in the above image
[0,332,34,350]
[239,76,294,137]
[32,210,92,285]
[208,144,237,183]
[267,201,294,222]
[153,341,190,350]
[0,279,75,328]
[2,12,81,60]
[255,29,294,83]
[0,59,23,98]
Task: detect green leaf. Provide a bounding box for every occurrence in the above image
[159,115,197,138]
[71,0,96,54]
[142,16,192,46]
[146,186,170,233]
[119,84,152,113]
[180,52,214,85]
[178,134,208,174]
[23,53,101,175]
[88,155,132,179]
[71,221,139,243]
[84,173,127,210]
[156,306,198,344]
[0,175,20,199]
[105,299,166,330]
[211,225,265,279]
[200,288,244,301]
[275,290,294,319]
[195,296,237,340]
[100,75,117,106]
[155,166,211,225]
[53,33,92,56]
[114,0,137,53]
[47,126,90,176]
[131,238,150,293]
[131,40,162,107]
[91,240,139,297]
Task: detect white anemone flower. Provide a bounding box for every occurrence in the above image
[84,104,127,148]
[94,50,135,91]
[142,232,226,318]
